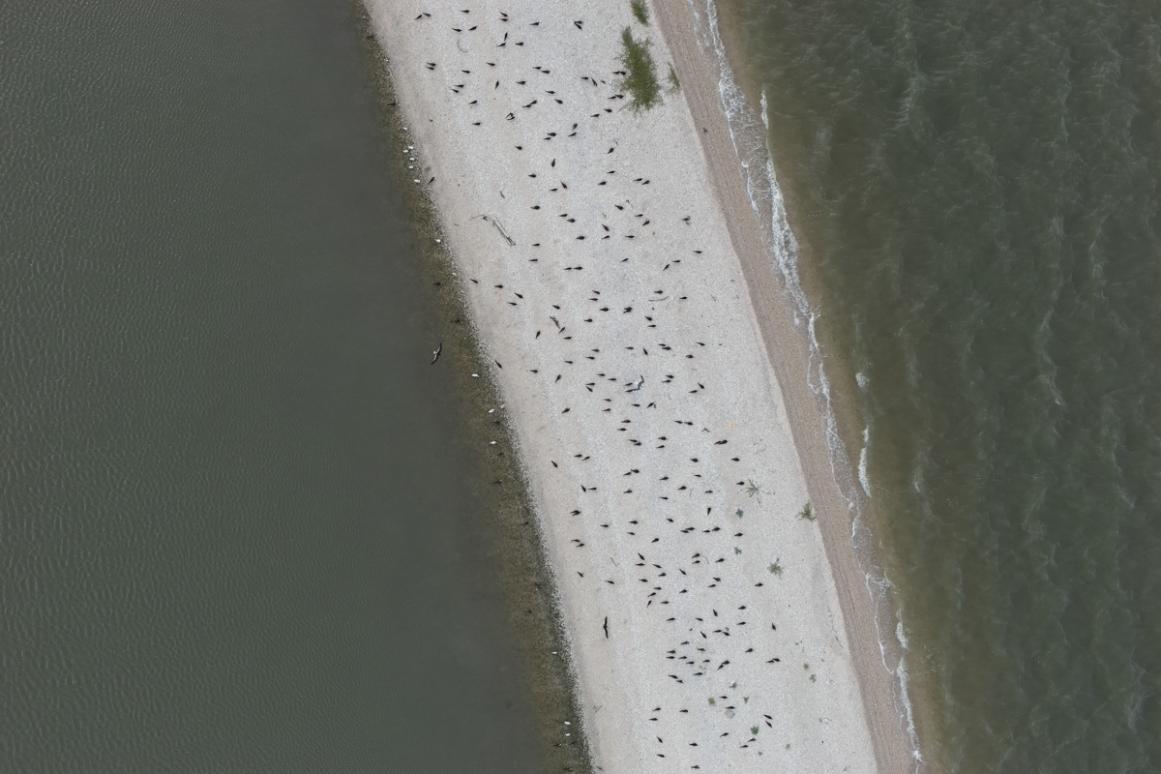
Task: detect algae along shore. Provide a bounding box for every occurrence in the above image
[365,1,914,771]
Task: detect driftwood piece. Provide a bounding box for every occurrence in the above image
[479,214,516,246]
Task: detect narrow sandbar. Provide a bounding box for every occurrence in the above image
[365,1,912,770]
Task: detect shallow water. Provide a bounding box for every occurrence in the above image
[0,1,546,771]
[723,0,1161,770]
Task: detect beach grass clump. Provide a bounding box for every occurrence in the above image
[667,63,680,93]
[631,0,649,25]
[617,27,662,112]
[798,501,815,521]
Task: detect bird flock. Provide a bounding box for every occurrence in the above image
[371,2,877,771]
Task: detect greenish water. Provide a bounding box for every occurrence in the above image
[723,0,1161,771]
[0,1,553,771]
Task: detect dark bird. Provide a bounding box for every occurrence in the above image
[603,616,609,638]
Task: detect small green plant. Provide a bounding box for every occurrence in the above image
[798,501,815,521]
[667,63,680,93]
[750,725,760,736]
[631,0,649,24]
[617,27,661,112]
[768,559,783,576]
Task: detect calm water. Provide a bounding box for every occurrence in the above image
[0,1,546,771]
[724,0,1161,771]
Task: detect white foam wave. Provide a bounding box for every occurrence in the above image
[895,620,924,764]
[858,426,873,497]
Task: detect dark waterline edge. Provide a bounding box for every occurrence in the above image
[350,4,595,771]
[702,0,933,768]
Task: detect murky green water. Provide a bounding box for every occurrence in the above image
[0,1,549,771]
[723,0,1161,770]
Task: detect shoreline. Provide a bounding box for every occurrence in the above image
[653,2,918,771]
[352,7,593,771]
[365,1,911,770]
[687,0,930,764]
[703,1,938,762]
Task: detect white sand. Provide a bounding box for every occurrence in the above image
[366,2,905,771]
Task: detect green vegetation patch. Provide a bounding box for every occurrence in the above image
[667,63,680,93]
[617,27,662,112]
[631,0,649,25]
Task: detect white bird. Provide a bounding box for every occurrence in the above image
[430,341,443,364]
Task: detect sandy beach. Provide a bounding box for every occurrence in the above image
[365,1,913,771]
